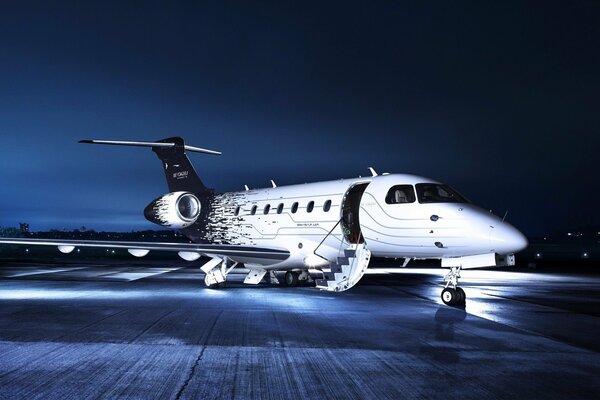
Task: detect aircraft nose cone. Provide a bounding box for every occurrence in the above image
[489,222,528,255]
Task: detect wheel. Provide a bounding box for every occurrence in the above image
[284,271,299,287]
[204,274,215,288]
[441,288,457,305]
[456,287,466,304]
[204,274,224,289]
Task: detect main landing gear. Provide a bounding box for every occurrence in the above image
[202,257,237,289]
[283,270,313,287]
[441,266,466,306]
[285,271,299,286]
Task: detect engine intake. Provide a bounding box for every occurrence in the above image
[144,191,201,228]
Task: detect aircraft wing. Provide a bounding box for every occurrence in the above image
[0,238,290,264]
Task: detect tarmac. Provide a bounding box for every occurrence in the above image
[0,260,598,399]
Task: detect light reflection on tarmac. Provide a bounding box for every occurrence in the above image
[0,261,598,399]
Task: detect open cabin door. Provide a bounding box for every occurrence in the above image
[341,182,370,244]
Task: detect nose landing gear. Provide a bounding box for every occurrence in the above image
[441,267,466,306]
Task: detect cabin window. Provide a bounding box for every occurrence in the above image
[415,183,470,204]
[307,201,314,213]
[264,204,271,214]
[385,185,416,204]
[251,205,257,215]
[234,206,240,216]
[291,202,299,213]
[323,200,332,212]
[277,203,284,214]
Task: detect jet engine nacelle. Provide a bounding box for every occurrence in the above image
[144,191,201,229]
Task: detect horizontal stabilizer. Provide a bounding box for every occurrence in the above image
[79,139,222,155]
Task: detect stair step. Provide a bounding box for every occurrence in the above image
[330,262,343,273]
[337,257,350,265]
[323,272,335,280]
[316,244,370,292]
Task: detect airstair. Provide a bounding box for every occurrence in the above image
[315,242,371,292]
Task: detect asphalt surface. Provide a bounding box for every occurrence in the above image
[0,260,598,399]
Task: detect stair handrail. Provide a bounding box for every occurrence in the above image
[313,218,345,262]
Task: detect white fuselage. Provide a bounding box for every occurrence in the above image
[204,173,527,270]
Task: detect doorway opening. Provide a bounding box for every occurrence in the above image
[341,183,369,244]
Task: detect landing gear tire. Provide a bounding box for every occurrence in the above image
[441,288,458,305]
[284,271,299,287]
[456,287,466,304]
[204,274,225,289]
[441,287,466,306]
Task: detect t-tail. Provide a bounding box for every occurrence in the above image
[79,137,220,195]
[79,137,220,230]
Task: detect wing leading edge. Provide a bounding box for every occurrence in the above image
[0,238,290,263]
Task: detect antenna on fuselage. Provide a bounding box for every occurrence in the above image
[270,180,277,188]
[368,167,378,177]
[244,185,249,191]
[502,210,509,222]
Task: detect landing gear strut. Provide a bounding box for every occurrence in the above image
[202,257,237,289]
[441,266,466,306]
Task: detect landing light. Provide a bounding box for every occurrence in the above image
[582,252,590,259]
[534,253,542,259]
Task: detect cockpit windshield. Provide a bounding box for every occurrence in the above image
[415,183,470,204]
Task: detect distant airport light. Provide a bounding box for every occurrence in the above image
[582,252,589,259]
[534,253,542,259]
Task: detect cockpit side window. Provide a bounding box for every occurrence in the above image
[385,185,416,204]
[415,183,470,204]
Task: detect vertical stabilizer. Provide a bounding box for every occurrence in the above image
[151,137,212,195]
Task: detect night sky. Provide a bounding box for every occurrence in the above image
[0,1,598,236]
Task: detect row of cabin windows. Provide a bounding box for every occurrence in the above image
[233,199,332,216]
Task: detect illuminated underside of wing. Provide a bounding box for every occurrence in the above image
[0,238,290,264]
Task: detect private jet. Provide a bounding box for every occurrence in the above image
[0,137,528,305]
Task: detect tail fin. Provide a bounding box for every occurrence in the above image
[79,137,220,195]
[151,137,215,194]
